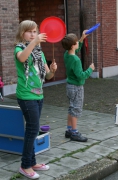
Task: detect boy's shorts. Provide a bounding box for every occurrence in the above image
[66,83,84,118]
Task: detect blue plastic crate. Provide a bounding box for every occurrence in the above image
[0,105,25,137]
[0,105,50,155]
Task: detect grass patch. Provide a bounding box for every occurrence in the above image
[10,173,22,180]
[49,142,100,164]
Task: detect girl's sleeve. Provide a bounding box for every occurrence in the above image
[14,47,23,60]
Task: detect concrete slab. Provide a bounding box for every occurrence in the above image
[40,147,70,158]
[88,126,118,140]
[2,161,20,172]
[0,154,20,165]
[0,169,15,180]
[73,138,100,146]
[100,139,118,150]
[0,100,118,180]
[41,163,71,178]
[55,157,86,170]
[72,151,102,163]
[87,145,114,156]
[57,141,86,151]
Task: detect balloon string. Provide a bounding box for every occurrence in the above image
[92,33,93,63]
[53,43,54,60]
[52,43,55,80]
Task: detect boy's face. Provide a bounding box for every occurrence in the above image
[72,41,79,50]
[23,27,38,42]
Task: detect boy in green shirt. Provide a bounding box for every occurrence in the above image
[61,31,95,142]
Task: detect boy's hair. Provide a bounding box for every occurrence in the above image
[15,20,38,44]
[61,33,78,50]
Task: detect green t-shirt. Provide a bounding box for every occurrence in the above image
[64,41,93,86]
[14,47,46,100]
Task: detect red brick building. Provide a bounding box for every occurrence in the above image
[0,0,118,95]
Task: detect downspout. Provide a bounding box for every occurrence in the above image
[64,0,68,33]
[80,0,83,35]
[80,0,85,70]
[100,0,103,78]
[80,0,83,15]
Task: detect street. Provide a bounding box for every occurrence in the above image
[102,171,118,180]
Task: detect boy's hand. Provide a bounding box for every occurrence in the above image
[89,63,95,70]
[79,30,88,42]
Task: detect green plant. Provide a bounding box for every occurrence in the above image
[10,173,22,180]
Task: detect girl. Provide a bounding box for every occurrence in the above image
[14,20,57,179]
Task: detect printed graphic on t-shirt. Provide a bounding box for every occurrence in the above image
[30,82,34,86]
[29,72,34,76]
[31,88,43,95]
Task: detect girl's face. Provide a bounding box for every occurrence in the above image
[23,27,38,42]
[72,41,79,50]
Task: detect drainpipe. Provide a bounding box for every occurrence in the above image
[100,0,103,78]
[80,0,85,69]
[80,0,83,13]
[64,0,68,33]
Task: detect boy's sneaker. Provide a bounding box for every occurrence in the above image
[70,132,88,142]
[65,130,72,138]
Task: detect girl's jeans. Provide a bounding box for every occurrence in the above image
[17,99,43,169]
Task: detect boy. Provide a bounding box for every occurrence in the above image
[61,31,95,142]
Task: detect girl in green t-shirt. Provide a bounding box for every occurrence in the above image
[14,20,57,179]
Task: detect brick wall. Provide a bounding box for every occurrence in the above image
[81,0,98,73]
[97,0,117,67]
[0,0,19,84]
[19,0,66,81]
[83,0,118,77]
[67,0,98,72]
[1,0,118,94]
[96,0,118,77]
[67,0,80,35]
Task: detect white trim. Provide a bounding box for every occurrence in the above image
[90,72,99,78]
[102,65,118,78]
[2,80,66,96]
[43,79,66,87]
[3,84,17,96]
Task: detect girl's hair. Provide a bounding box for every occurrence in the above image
[15,20,38,45]
[61,33,78,50]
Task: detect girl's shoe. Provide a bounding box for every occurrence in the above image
[32,164,49,171]
[19,167,40,179]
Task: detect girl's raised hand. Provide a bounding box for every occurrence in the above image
[34,33,47,45]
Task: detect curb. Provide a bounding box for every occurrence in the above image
[56,158,118,180]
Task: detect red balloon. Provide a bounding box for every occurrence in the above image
[40,16,66,43]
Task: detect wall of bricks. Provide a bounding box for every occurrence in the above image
[83,0,118,77]
[0,0,19,85]
[19,0,66,81]
[0,0,118,93]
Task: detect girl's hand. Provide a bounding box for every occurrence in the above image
[34,33,47,45]
[50,59,57,73]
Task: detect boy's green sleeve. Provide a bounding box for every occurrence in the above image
[74,60,93,80]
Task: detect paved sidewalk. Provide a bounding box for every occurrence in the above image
[0,97,118,180]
